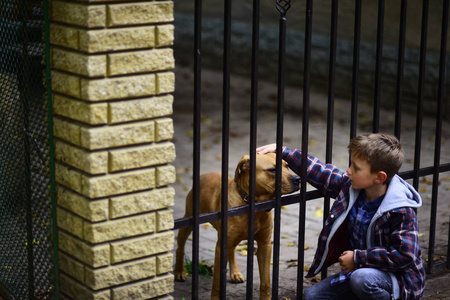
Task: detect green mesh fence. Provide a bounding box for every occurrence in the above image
[0,0,57,298]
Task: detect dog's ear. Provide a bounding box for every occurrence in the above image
[234,155,250,182]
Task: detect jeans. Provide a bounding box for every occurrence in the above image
[303,268,399,300]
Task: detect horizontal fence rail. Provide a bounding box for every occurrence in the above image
[173,0,450,299]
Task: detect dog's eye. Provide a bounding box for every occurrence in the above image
[267,168,276,173]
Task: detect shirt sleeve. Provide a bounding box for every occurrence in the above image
[282,147,348,199]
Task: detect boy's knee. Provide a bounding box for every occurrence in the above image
[303,284,318,300]
[349,269,391,300]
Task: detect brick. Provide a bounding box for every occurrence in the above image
[108,142,175,172]
[156,25,174,47]
[52,1,106,28]
[156,72,175,94]
[108,95,173,124]
[110,231,174,263]
[155,118,174,142]
[56,163,82,194]
[112,274,174,300]
[79,27,155,53]
[156,165,176,187]
[57,187,108,222]
[50,24,79,50]
[60,274,111,300]
[52,48,106,77]
[53,95,108,125]
[58,231,110,267]
[108,49,174,76]
[52,71,81,98]
[53,118,82,146]
[55,141,108,174]
[157,253,173,275]
[58,208,84,238]
[109,187,175,219]
[107,2,173,27]
[83,213,155,243]
[156,209,173,232]
[81,168,156,198]
[81,74,156,101]
[80,121,155,150]
[59,252,85,283]
[85,258,156,290]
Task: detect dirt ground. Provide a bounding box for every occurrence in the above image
[170,65,450,299]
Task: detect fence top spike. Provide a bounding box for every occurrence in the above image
[276,0,291,17]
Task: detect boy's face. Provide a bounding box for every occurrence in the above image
[346,155,377,190]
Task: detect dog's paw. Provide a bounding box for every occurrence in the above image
[230,272,245,283]
[174,272,187,282]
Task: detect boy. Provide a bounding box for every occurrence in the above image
[257,133,425,299]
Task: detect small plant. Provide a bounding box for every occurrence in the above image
[184,257,214,278]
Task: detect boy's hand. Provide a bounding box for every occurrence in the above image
[256,143,277,155]
[339,251,355,274]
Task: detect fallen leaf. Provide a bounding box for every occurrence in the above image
[315,208,323,218]
[285,242,295,247]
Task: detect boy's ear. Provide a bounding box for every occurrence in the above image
[374,171,388,184]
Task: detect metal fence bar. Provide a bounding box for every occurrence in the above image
[350,0,361,140]
[428,0,448,274]
[322,0,338,280]
[395,0,407,139]
[273,1,290,298]
[191,0,203,297]
[373,0,385,133]
[246,0,261,298]
[219,0,232,297]
[297,0,312,298]
[413,0,429,190]
[44,0,60,293]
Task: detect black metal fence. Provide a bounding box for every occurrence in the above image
[174,0,450,299]
[0,0,58,298]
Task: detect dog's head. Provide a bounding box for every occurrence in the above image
[234,153,300,202]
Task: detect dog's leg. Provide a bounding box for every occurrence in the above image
[211,239,222,300]
[228,239,245,283]
[174,226,193,281]
[256,240,272,300]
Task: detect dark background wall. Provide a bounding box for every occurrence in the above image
[173,0,450,118]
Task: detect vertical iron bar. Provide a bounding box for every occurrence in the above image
[322,0,338,280]
[350,0,361,140]
[413,0,429,190]
[395,0,407,139]
[273,1,290,298]
[44,0,60,294]
[191,0,203,297]
[246,0,260,297]
[297,0,312,298]
[427,0,448,275]
[220,0,232,298]
[373,0,385,133]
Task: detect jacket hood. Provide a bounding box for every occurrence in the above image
[379,174,422,213]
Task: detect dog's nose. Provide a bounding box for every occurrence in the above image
[292,175,300,186]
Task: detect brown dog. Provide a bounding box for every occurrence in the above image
[174,153,300,299]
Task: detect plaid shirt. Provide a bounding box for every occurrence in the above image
[282,147,426,300]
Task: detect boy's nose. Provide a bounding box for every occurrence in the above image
[346,167,351,175]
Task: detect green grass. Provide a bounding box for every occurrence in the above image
[184,257,213,278]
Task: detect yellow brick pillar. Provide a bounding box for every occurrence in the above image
[50,1,176,299]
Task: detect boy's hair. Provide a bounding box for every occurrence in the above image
[348,133,404,182]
